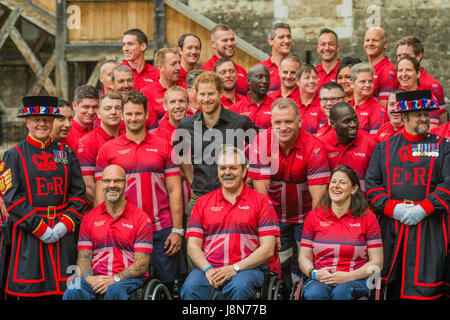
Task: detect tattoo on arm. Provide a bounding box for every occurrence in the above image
[118,252,151,280]
[77,250,93,277]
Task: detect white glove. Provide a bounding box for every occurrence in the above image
[392,203,414,221]
[39,227,57,243]
[53,222,68,240]
[401,205,426,226]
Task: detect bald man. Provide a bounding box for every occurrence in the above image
[364,27,399,107]
[63,164,152,300]
[230,64,274,129]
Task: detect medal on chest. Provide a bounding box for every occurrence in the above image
[53,149,68,164]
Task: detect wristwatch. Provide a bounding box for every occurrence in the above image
[172,228,185,236]
[113,275,121,283]
[233,264,240,273]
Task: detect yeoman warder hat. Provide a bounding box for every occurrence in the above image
[18,96,62,118]
[393,89,438,113]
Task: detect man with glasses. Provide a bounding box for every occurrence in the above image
[95,91,186,288]
[63,164,152,300]
[315,82,346,138]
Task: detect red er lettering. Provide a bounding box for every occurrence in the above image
[35,177,64,195]
[392,168,404,185]
[413,167,426,186]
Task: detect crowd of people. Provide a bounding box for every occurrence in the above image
[0,22,448,301]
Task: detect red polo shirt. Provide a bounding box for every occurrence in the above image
[258,56,281,94]
[375,122,404,143]
[429,122,450,138]
[298,94,328,135]
[316,59,340,89]
[248,128,330,224]
[77,126,116,176]
[317,129,377,192]
[300,206,382,272]
[187,185,280,269]
[221,92,244,109]
[95,133,180,231]
[351,96,387,135]
[121,60,159,91]
[140,81,167,120]
[372,56,399,101]
[268,87,301,106]
[200,54,248,96]
[420,68,446,118]
[314,123,333,139]
[178,65,188,87]
[230,94,274,129]
[65,119,91,152]
[78,200,153,276]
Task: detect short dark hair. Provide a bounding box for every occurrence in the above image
[319,82,345,98]
[336,56,362,79]
[319,28,338,43]
[320,165,369,218]
[329,101,355,122]
[211,24,233,40]
[58,98,72,109]
[178,33,202,49]
[74,84,99,104]
[124,28,148,45]
[296,63,318,80]
[396,35,424,56]
[122,91,147,113]
[186,69,206,89]
[213,57,236,72]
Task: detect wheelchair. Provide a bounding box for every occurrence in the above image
[129,277,173,300]
[290,273,388,300]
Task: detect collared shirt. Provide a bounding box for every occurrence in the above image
[248,128,330,224]
[298,94,328,135]
[121,60,160,91]
[315,59,340,89]
[78,200,153,276]
[376,122,404,143]
[65,119,91,152]
[77,125,116,176]
[351,95,387,135]
[300,206,382,272]
[186,185,280,268]
[200,54,248,96]
[429,122,450,139]
[258,56,281,94]
[416,82,442,127]
[318,129,378,192]
[178,65,188,87]
[230,94,274,130]
[95,133,180,231]
[173,106,258,196]
[268,86,301,106]
[315,123,333,139]
[220,92,244,109]
[372,56,399,101]
[141,80,167,120]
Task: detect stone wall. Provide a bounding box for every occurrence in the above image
[188,0,449,106]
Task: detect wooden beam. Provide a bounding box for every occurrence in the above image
[1,0,55,35]
[55,0,68,99]
[65,42,159,62]
[27,50,56,96]
[0,7,21,51]
[153,0,166,51]
[87,58,104,87]
[7,25,57,96]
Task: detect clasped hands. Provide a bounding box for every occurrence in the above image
[39,222,67,243]
[314,267,352,286]
[205,265,236,289]
[393,203,426,226]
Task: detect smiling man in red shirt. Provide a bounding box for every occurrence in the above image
[177,33,202,87]
[141,48,183,120]
[200,24,248,96]
[258,22,293,94]
[364,27,399,108]
[316,28,341,89]
[121,29,159,91]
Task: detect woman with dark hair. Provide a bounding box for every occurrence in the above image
[336,57,362,103]
[298,165,383,300]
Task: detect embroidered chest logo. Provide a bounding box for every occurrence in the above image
[94,220,106,227]
[398,145,419,163]
[211,206,223,212]
[32,151,57,170]
[0,168,12,195]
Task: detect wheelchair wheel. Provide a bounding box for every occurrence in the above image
[142,279,172,300]
[271,278,286,300]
